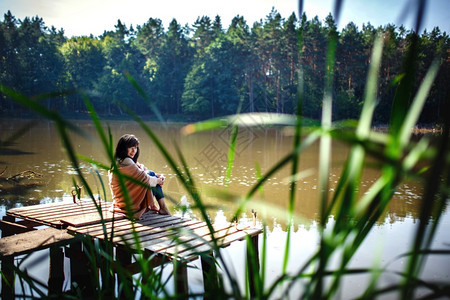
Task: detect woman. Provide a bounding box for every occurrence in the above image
[109,134,171,218]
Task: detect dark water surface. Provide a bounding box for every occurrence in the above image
[1,118,449,298]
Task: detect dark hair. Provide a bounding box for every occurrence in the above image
[114,134,140,163]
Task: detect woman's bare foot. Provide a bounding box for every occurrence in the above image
[157,198,171,215]
[145,199,160,213]
[158,208,170,215]
[145,207,159,214]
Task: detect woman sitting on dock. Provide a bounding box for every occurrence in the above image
[109,134,171,218]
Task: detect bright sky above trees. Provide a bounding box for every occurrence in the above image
[1,0,449,37]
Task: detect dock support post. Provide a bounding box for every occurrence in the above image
[98,240,115,298]
[1,215,15,300]
[68,241,93,296]
[48,246,65,296]
[116,246,132,299]
[174,260,188,298]
[201,251,218,299]
[1,256,14,300]
[247,234,260,298]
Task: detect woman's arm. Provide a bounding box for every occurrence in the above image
[121,158,159,187]
[136,162,148,171]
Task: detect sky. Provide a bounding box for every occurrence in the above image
[1,0,449,37]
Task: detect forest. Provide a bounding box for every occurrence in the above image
[0,9,448,124]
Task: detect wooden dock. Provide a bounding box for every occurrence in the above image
[0,199,261,299]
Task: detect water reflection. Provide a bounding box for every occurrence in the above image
[0,118,445,227]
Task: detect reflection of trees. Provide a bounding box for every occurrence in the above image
[385,182,444,224]
[0,139,34,166]
[0,147,34,158]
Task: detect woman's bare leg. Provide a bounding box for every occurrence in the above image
[158,198,171,215]
[146,192,159,213]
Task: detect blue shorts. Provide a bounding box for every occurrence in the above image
[148,170,164,200]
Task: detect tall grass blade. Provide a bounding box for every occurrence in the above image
[225,123,238,188]
[181,113,298,135]
[310,4,340,298]
[398,59,440,146]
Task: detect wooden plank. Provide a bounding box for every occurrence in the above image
[67,218,133,235]
[7,204,69,217]
[67,214,192,237]
[41,205,111,222]
[7,200,106,217]
[6,200,77,214]
[151,223,224,252]
[0,220,37,234]
[70,218,203,247]
[11,202,110,220]
[70,213,170,236]
[163,226,261,260]
[152,225,237,257]
[59,211,125,227]
[0,227,76,258]
[7,201,112,227]
[109,220,199,244]
[120,221,208,248]
[138,223,235,258]
[67,217,208,262]
[13,219,43,228]
[115,219,204,245]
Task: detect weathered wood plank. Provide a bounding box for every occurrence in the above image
[6,200,76,213]
[120,221,208,250]
[66,217,133,234]
[7,200,107,216]
[7,200,109,217]
[70,218,204,249]
[60,211,125,227]
[138,224,235,257]
[7,201,112,227]
[67,214,192,237]
[163,226,261,260]
[116,219,204,244]
[69,213,170,235]
[0,227,76,258]
[151,225,237,256]
[33,205,109,221]
[14,203,109,220]
[0,220,37,234]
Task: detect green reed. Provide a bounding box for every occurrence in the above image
[1,0,449,298]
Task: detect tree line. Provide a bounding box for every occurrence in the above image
[0,9,448,124]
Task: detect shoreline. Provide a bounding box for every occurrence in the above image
[0,114,442,133]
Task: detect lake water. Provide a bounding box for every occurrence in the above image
[1,118,449,299]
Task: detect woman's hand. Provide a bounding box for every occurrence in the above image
[157,174,165,185]
[137,162,148,171]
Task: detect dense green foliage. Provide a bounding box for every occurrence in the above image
[0,9,448,123]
